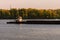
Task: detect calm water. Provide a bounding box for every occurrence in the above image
[0,19,60,40]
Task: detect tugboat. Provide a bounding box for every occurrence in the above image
[16,16,23,22]
[7,16,26,24]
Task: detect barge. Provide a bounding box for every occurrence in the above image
[7,19,60,24]
[7,16,60,24]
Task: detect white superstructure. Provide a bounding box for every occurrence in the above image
[16,16,23,22]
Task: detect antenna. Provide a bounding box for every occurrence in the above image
[10,4,12,10]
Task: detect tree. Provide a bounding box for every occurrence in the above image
[9,8,18,19]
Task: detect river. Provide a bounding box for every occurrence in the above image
[0,19,60,40]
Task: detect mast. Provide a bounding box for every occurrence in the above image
[10,4,11,10]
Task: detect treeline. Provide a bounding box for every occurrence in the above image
[0,8,60,19]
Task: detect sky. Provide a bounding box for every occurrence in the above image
[0,0,60,9]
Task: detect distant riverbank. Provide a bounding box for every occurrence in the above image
[0,8,60,19]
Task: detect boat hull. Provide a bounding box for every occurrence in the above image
[7,21,60,24]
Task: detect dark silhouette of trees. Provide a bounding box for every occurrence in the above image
[0,8,60,19]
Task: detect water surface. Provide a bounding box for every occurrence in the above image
[0,19,60,40]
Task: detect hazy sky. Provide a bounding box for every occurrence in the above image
[0,0,60,9]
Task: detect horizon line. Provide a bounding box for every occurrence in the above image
[0,8,60,10]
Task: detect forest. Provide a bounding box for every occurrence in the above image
[0,8,60,19]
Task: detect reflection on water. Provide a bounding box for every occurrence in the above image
[0,20,60,40]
